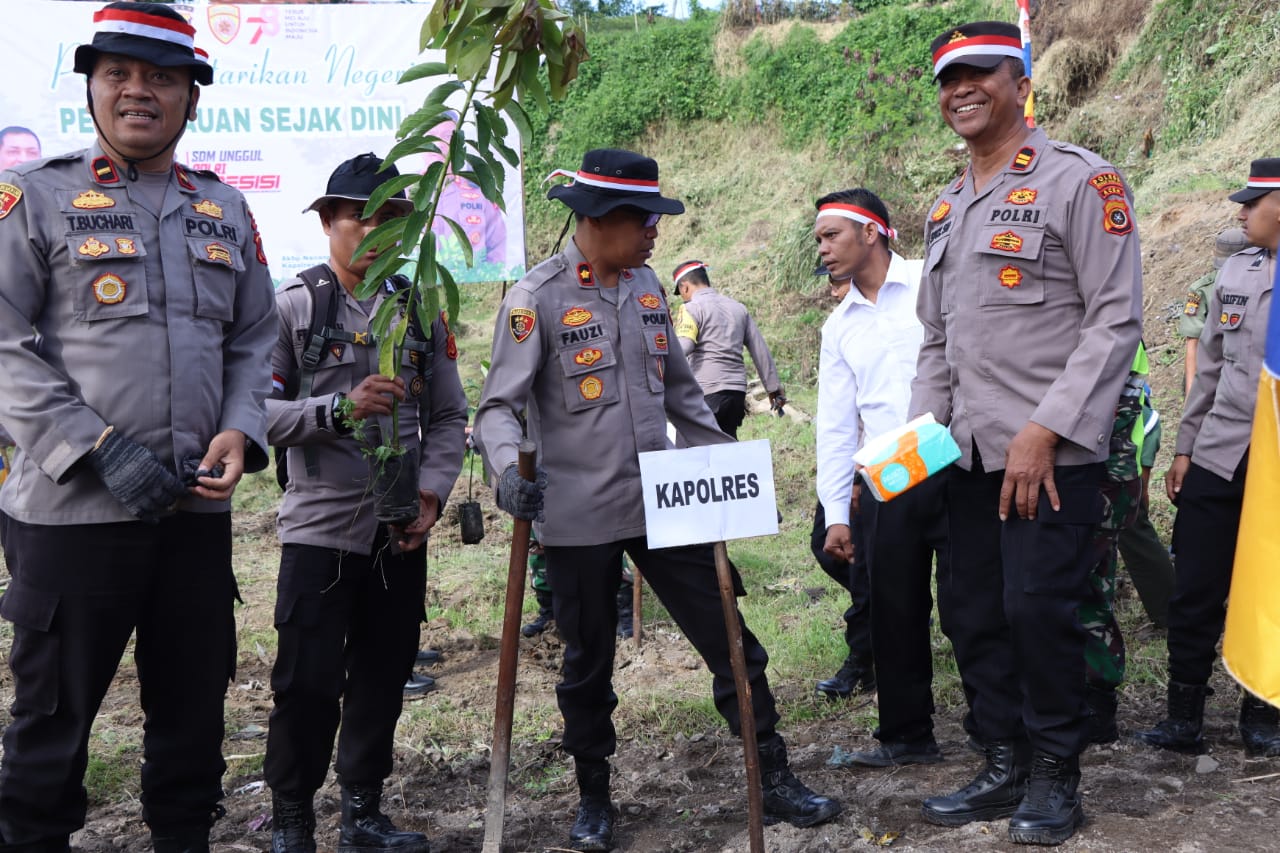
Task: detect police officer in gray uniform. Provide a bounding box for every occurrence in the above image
[0,4,277,851]
[912,22,1142,846]
[263,154,467,853]
[474,149,839,852]
[672,260,785,437]
[1136,158,1280,759]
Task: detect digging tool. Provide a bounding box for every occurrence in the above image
[482,440,537,853]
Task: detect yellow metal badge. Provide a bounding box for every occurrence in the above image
[72,190,115,210]
[92,273,126,304]
[78,237,111,258]
[115,237,137,255]
[204,242,233,265]
[579,375,603,400]
[193,199,224,219]
[562,307,593,327]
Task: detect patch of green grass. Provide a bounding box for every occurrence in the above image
[84,733,141,806]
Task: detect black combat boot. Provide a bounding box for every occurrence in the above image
[522,589,556,638]
[270,793,316,853]
[1240,693,1280,757]
[1133,681,1210,754]
[615,581,634,639]
[815,654,875,700]
[568,759,615,852]
[338,783,430,852]
[1007,751,1084,845]
[757,735,842,828]
[151,830,210,853]
[1085,684,1119,745]
[921,739,1030,826]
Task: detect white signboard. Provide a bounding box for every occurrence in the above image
[638,439,779,550]
[3,1,526,284]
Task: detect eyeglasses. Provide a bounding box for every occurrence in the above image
[642,212,662,228]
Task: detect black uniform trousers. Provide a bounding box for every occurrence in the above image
[546,538,780,761]
[1166,456,1248,686]
[809,500,872,663]
[704,391,747,439]
[939,459,1103,758]
[263,530,425,797]
[862,475,948,744]
[0,512,237,848]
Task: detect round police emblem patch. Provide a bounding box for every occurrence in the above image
[92,273,126,304]
[409,375,426,398]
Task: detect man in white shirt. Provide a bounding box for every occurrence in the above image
[814,188,948,767]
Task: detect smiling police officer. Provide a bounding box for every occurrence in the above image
[0,4,277,851]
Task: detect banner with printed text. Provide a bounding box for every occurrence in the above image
[4,1,526,283]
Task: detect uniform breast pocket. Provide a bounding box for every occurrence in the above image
[924,238,952,315]
[978,226,1046,307]
[187,237,244,322]
[1217,290,1251,363]
[642,328,670,392]
[67,233,149,322]
[557,339,620,412]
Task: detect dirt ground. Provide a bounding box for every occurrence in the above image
[4,186,1279,852]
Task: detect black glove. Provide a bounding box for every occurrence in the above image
[768,390,787,415]
[179,453,225,488]
[88,429,187,522]
[497,462,547,522]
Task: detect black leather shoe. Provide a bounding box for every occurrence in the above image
[922,739,1029,826]
[415,648,442,665]
[270,793,316,853]
[845,738,943,767]
[522,606,555,638]
[403,673,437,695]
[569,760,615,851]
[758,736,842,828]
[1007,752,1084,845]
[815,656,875,700]
[1241,694,1280,757]
[1133,682,1209,755]
[338,783,430,852]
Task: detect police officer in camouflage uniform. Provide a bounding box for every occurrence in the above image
[263,154,467,853]
[0,5,277,850]
[912,22,1143,845]
[1136,159,1280,758]
[475,149,839,851]
[1179,228,1249,396]
[672,261,786,437]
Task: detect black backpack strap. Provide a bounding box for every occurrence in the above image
[291,264,341,479]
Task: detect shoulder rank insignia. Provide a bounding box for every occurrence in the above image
[998,265,1023,289]
[579,375,603,400]
[174,164,197,191]
[91,156,119,184]
[930,201,951,222]
[115,237,137,255]
[509,307,536,343]
[1102,198,1133,236]
[1005,188,1037,205]
[561,307,592,327]
[72,190,115,210]
[0,183,23,220]
[78,236,111,258]
[92,273,126,304]
[193,199,223,219]
[248,209,268,266]
[577,262,595,287]
[989,231,1023,253]
[638,293,662,309]
[204,242,233,265]
[1010,147,1036,172]
[440,310,458,360]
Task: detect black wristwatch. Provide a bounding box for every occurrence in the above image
[330,391,352,435]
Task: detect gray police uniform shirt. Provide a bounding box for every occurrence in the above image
[910,128,1144,470]
[675,287,782,396]
[474,239,732,546]
[1175,247,1274,480]
[267,273,468,555]
[0,144,277,524]
[1177,271,1217,341]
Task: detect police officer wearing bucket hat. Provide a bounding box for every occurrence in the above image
[910,20,1142,846]
[262,154,467,853]
[474,148,840,851]
[0,3,277,851]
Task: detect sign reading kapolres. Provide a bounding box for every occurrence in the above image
[7,1,526,283]
[638,440,779,549]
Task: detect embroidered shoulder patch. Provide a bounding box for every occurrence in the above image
[998,265,1023,289]
[1102,198,1133,236]
[509,307,536,343]
[561,307,592,327]
[931,201,951,222]
[0,183,22,220]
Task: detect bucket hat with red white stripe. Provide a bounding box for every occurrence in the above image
[74,2,213,86]
[1228,159,1280,204]
[929,21,1023,81]
[546,149,685,218]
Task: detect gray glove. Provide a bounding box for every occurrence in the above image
[88,429,187,523]
[497,462,547,522]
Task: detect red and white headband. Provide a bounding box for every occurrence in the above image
[815,203,897,240]
[545,168,661,193]
[92,6,197,50]
[932,34,1023,78]
[1246,175,1280,190]
[672,261,708,285]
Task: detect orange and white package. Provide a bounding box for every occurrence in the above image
[852,414,961,502]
